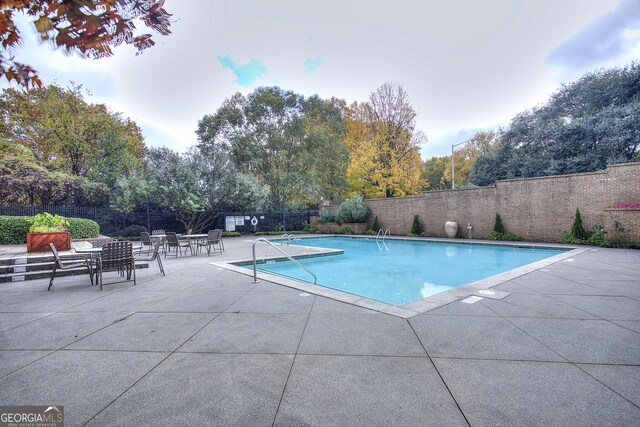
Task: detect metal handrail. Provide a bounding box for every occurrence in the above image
[375,229,384,241]
[383,229,391,240]
[281,234,291,245]
[252,238,317,284]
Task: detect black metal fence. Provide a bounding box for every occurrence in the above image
[0,204,314,237]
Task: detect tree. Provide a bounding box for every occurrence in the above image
[344,83,425,198]
[196,86,348,209]
[0,0,172,87]
[0,139,110,205]
[470,63,640,185]
[0,83,145,186]
[421,156,449,190]
[114,146,268,232]
[442,131,498,188]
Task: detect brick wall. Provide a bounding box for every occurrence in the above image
[365,163,640,243]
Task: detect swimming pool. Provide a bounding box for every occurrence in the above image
[250,237,568,305]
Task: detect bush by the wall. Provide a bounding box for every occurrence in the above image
[319,209,337,223]
[570,208,588,240]
[0,215,99,244]
[493,213,505,234]
[339,227,353,234]
[337,195,370,223]
[372,215,381,233]
[0,216,33,244]
[67,218,100,239]
[410,215,423,235]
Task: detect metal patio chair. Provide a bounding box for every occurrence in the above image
[95,241,136,290]
[140,232,153,254]
[48,243,94,291]
[165,232,193,257]
[134,242,165,276]
[197,229,224,256]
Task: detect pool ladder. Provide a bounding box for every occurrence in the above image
[375,228,391,241]
[281,234,300,245]
[376,228,391,251]
[252,238,317,284]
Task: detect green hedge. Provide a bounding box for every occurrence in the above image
[0,215,99,244]
[67,218,100,239]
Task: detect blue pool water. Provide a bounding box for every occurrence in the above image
[251,237,566,306]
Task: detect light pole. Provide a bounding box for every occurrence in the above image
[451,139,472,189]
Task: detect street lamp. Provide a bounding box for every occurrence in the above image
[451,139,472,189]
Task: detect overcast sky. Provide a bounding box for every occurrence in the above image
[3,0,640,158]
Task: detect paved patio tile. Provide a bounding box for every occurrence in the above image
[0,349,166,426]
[479,292,596,319]
[424,300,499,316]
[0,350,52,378]
[250,282,300,292]
[226,290,315,314]
[67,312,216,352]
[86,353,293,427]
[434,358,640,426]
[509,318,640,364]
[274,355,467,426]
[311,296,378,314]
[141,290,246,313]
[491,280,539,294]
[0,311,133,350]
[511,271,606,295]
[552,295,640,320]
[409,315,564,361]
[578,280,640,297]
[0,312,53,332]
[577,364,640,407]
[613,320,640,334]
[299,312,425,356]
[185,273,257,292]
[179,312,307,354]
[545,263,638,282]
[63,290,177,312]
[1,290,109,313]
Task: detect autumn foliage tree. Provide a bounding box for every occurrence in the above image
[344,83,424,198]
[0,0,172,87]
[441,131,498,187]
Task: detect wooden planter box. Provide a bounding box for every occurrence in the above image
[26,232,71,253]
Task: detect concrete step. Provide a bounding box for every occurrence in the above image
[0,261,149,284]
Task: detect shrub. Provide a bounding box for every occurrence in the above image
[410,215,423,235]
[339,227,353,234]
[371,215,381,233]
[570,208,588,240]
[337,195,370,223]
[0,216,33,244]
[29,212,69,233]
[493,213,505,234]
[222,231,241,237]
[486,231,523,241]
[0,215,99,244]
[118,224,146,239]
[319,209,337,223]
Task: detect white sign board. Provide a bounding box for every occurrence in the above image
[225,216,236,231]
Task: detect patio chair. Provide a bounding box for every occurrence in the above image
[48,243,94,291]
[165,232,193,258]
[134,242,165,276]
[95,241,136,290]
[197,229,224,256]
[140,232,153,253]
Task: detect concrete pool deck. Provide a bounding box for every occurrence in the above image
[0,236,639,425]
